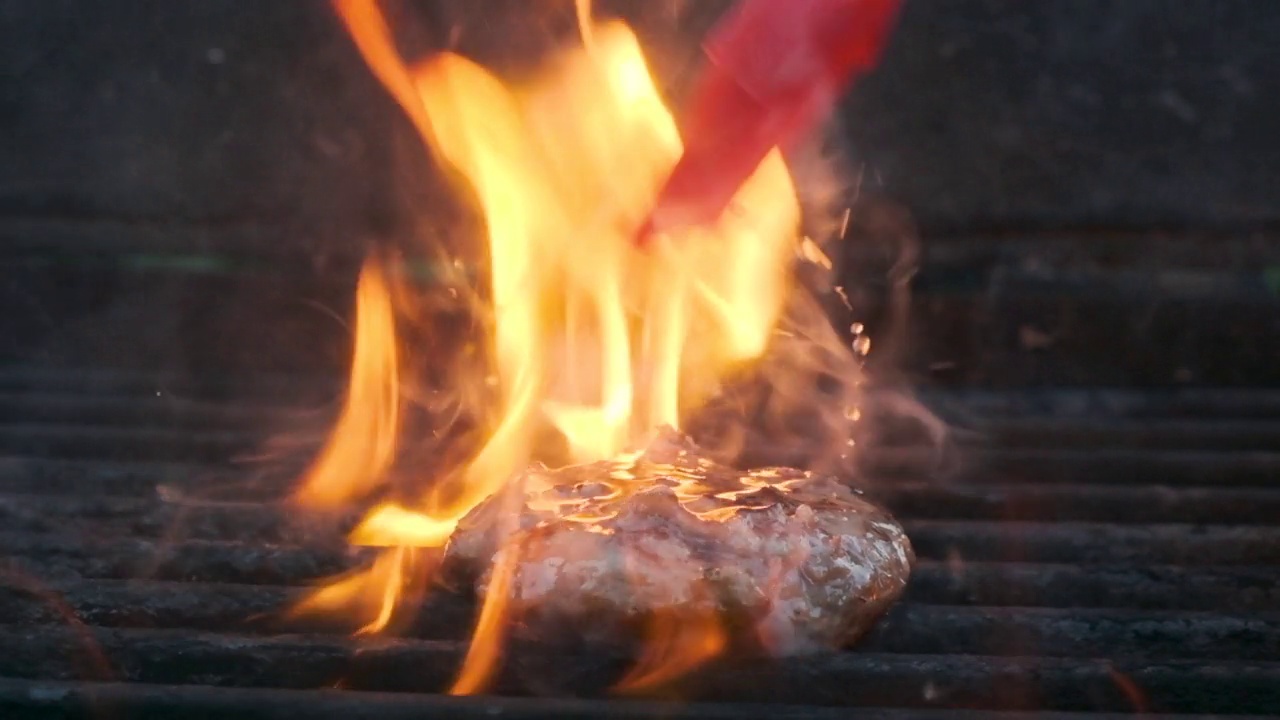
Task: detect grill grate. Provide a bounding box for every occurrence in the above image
[1,368,1278,718]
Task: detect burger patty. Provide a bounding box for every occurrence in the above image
[443,428,912,655]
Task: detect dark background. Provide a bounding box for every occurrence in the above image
[2,0,1278,387]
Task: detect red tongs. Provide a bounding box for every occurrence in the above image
[638,0,904,244]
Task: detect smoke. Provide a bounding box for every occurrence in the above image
[686,114,949,482]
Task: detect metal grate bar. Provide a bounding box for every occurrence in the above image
[10,426,1280,487]
[870,447,1280,487]
[3,578,1277,662]
[8,514,1280,571]
[10,678,1266,720]
[0,626,1277,713]
[8,474,1280,525]
[1,371,1277,716]
[7,551,1280,612]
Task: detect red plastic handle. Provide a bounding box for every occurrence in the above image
[640,0,903,242]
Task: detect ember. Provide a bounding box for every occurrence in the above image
[290,0,890,694]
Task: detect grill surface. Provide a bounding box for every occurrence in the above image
[0,368,1278,718]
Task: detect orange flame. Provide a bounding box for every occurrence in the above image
[299,0,804,693]
[451,535,521,694]
[615,608,728,694]
[294,259,399,509]
[613,550,728,695]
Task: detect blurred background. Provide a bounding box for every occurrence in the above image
[3,0,1279,389]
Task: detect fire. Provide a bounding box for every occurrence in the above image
[294,259,400,509]
[615,609,728,695]
[613,554,729,695]
[295,0,803,693]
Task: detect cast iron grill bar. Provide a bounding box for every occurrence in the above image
[0,458,246,497]
[0,368,342,401]
[2,579,1278,661]
[12,417,1280,458]
[0,393,301,428]
[10,428,1280,487]
[0,625,1277,713]
[869,447,1280,487]
[7,518,1280,569]
[12,424,1280,487]
[1,534,355,587]
[0,426,264,463]
[961,417,1280,451]
[11,385,1280,463]
[10,450,1280,503]
[7,548,1280,611]
[918,387,1280,419]
[16,403,1280,451]
[7,679,1272,720]
[904,521,1280,565]
[1,371,1277,716]
[8,478,1280,526]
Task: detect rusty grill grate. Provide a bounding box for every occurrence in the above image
[0,367,1277,719]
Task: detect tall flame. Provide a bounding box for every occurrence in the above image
[294,259,400,509]
[295,0,803,693]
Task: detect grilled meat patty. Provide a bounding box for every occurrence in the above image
[443,428,912,655]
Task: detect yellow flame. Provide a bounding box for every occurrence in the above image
[614,601,728,694]
[349,504,456,547]
[300,0,803,693]
[294,259,399,509]
[291,546,432,635]
[450,539,522,694]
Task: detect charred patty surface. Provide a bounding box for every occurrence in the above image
[444,428,912,654]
